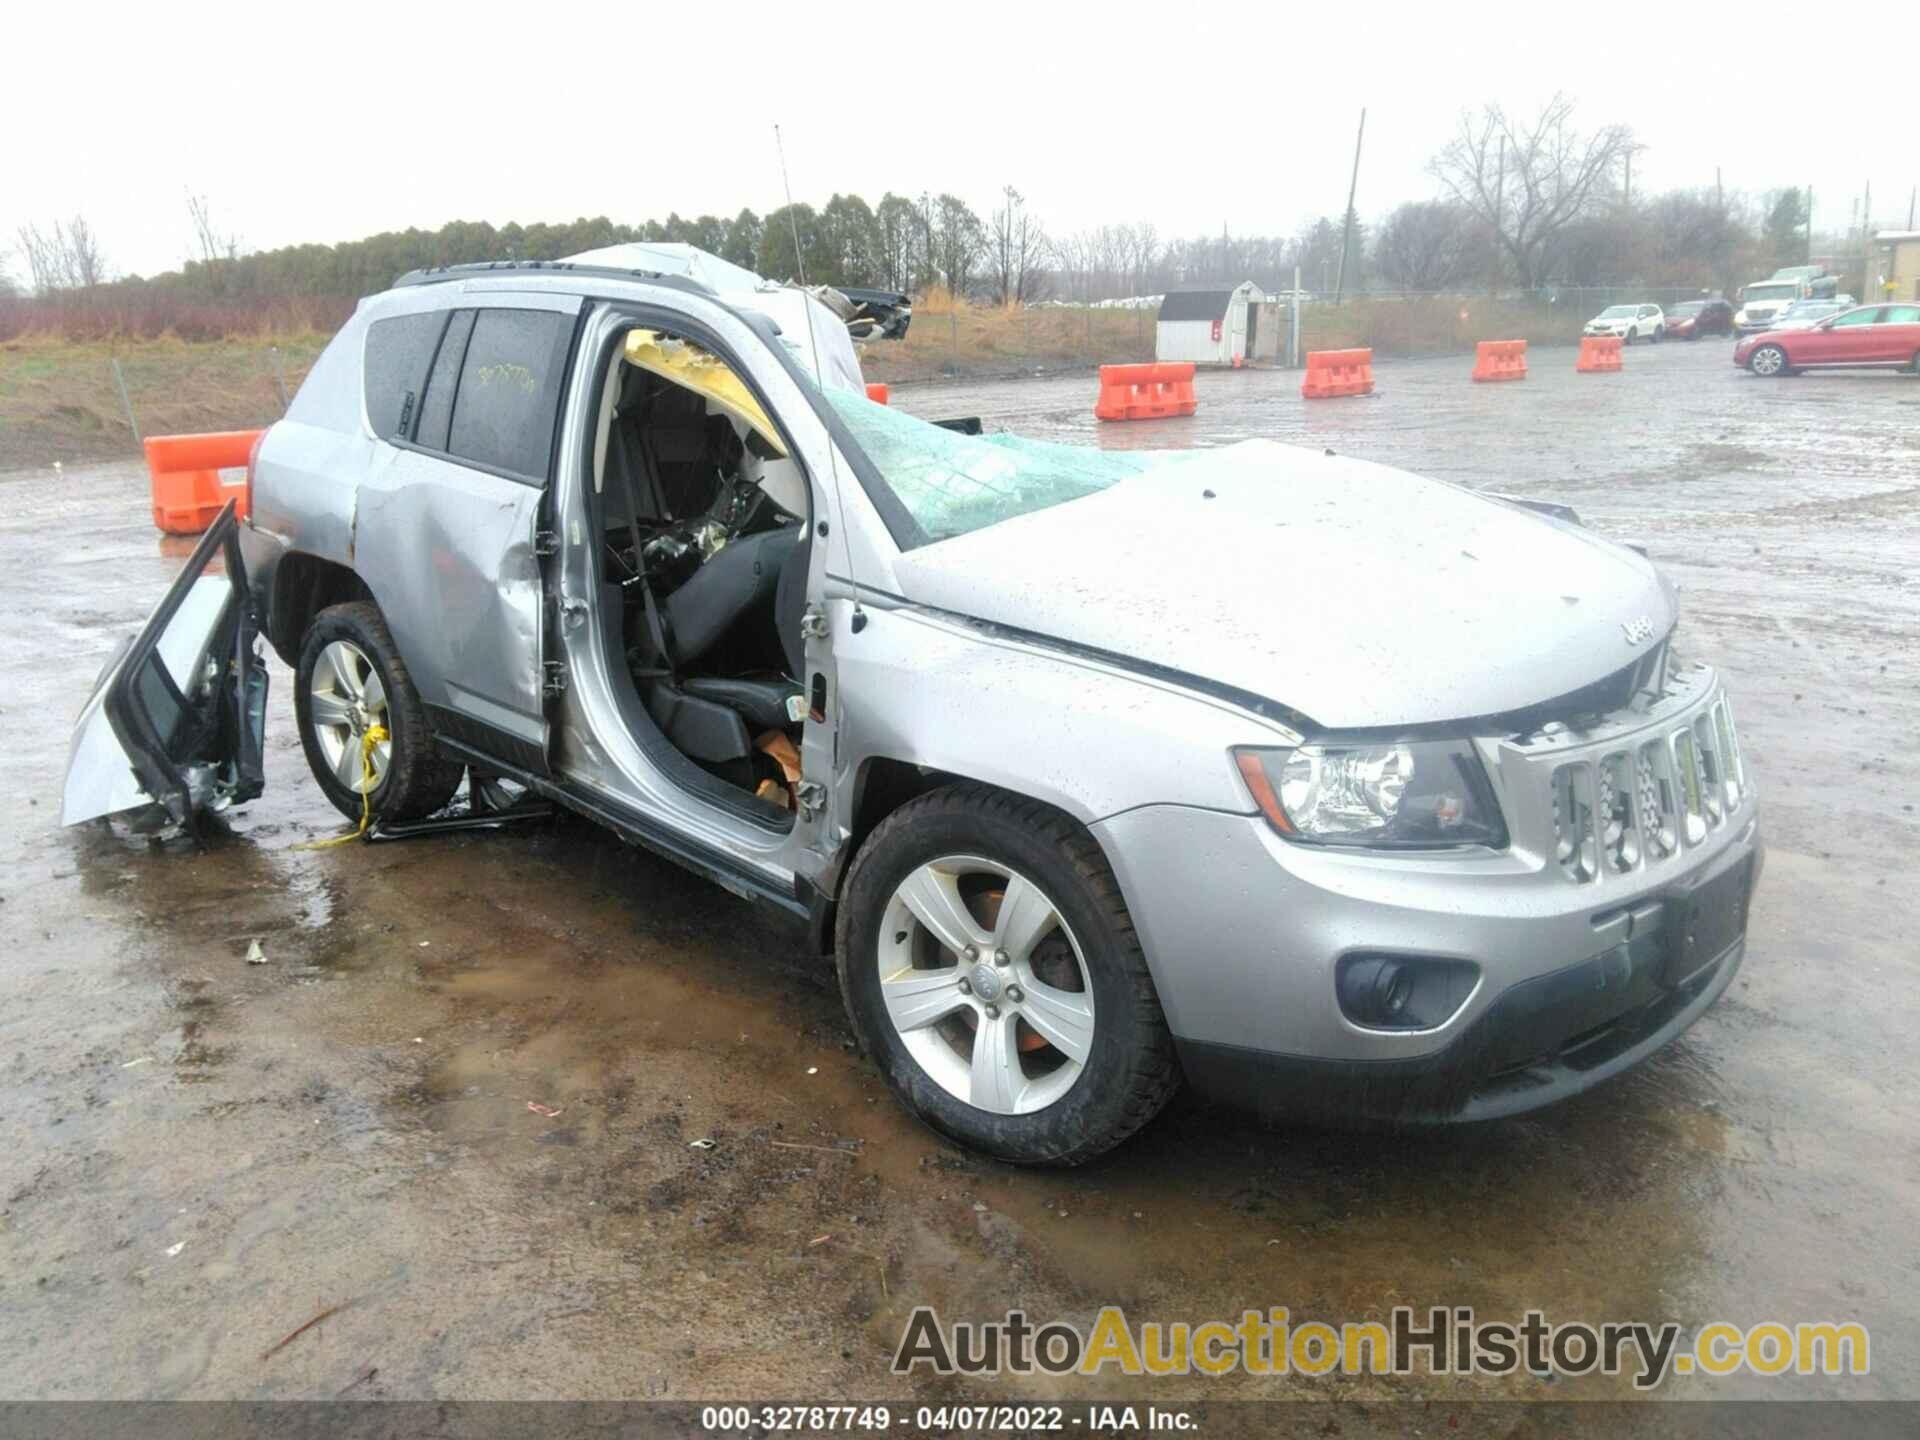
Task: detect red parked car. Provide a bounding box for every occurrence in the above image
[1735,303,1920,376]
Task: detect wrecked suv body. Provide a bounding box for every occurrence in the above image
[65,247,1760,1164]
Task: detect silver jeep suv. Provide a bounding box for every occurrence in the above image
[64,249,1761,1164]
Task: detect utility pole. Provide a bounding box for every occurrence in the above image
[1862,181,1875,298]
[1333,106,1365,305]
[1492,133,1505,295]
[1624,150,1632,209]
[1806,185,1814,264]
[1909,184,1916,229]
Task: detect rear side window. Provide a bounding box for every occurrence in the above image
[447,309,575,482]
[1885,305,1920,323]
[362,313,445,439]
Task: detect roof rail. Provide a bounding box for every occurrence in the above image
[390,259,716,298]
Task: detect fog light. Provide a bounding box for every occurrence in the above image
[1336,954,1479,1031]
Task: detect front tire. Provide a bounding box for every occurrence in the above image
[1626,327,1639,344]
[1748,344,1790,378]
[295,602,463,824]
[835,784,1179,1165]
[1653,325,1665,342]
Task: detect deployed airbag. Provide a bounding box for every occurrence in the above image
[624,330,787,459]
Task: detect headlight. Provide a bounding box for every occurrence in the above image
[1234,741,1509,849]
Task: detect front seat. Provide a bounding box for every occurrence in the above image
[653,526,807,741]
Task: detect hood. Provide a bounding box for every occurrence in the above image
[889,442,1674,731]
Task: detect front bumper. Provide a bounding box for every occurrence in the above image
[1092,671,1760,1125]
[1172,846,1754,1124]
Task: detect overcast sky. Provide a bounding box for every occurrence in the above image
[4,0,1912,282]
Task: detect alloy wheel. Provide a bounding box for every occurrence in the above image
[876,855,1095,1115]
[307,639,391,794]
[1750,345,1786,377]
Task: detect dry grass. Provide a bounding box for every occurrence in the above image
[0,333,328,470]
[861,300,1155,384]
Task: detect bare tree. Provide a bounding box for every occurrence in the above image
[1429,95,1633,288]
[931,193,985,299]
[988,186,1049,306]
[14,217,107,293]
[1373,201,1479,290]
[186,191,241,290]
[16,224,62,294]
[61,216,107,288]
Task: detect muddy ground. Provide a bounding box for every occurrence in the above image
[1,339,1916,1424]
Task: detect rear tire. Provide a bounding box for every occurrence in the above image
[835,783,1180,1165]
[295,602,463,824]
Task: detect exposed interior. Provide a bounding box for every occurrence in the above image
[585,325,812,821]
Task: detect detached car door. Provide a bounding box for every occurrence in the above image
[63,502,267,827]
[354,296,585,774]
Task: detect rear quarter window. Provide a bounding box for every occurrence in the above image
[362,312,446,440]
[446,309,576,483]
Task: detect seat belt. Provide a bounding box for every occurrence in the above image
[608,416,676,676]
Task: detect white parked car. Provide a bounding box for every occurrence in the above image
[1583,304,1666,343]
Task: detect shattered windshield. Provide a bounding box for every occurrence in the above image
[824,388,1188,548]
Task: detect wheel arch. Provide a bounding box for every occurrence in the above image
[265,551,375,666]
[806,757,1125,956]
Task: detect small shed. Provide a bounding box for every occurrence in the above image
[1155,282,1279,365]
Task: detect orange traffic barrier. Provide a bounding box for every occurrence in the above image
[865,382,890,405]
[1471,339,1527,382]
[1576,336,1623,374]
[143,429,261,535]
[1094,362,1198,421]
[1301,348,1375,399]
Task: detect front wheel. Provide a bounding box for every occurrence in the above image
[1747,344,1790,378]
[1653,325,1665,342]
[295,602,464,823]
[835,784,1179,1165]
[1626,327,1639,344]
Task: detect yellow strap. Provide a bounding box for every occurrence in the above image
[297,723,389,850]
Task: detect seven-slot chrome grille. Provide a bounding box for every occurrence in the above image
[1545,692,1748,884]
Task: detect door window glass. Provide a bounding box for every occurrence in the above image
[447,309,575,483]
[1831,308,1884,327]
[1882,305,1920,323]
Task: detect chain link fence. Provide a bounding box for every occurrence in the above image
[861,285,1738,387]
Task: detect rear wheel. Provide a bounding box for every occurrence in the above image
[1626,327,1639,344]
[1653,325,1665,342]
[835,784,1179,1165]
[1748,344,1790,378]
[1911,349,1920,375]
[295,602,463,824]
